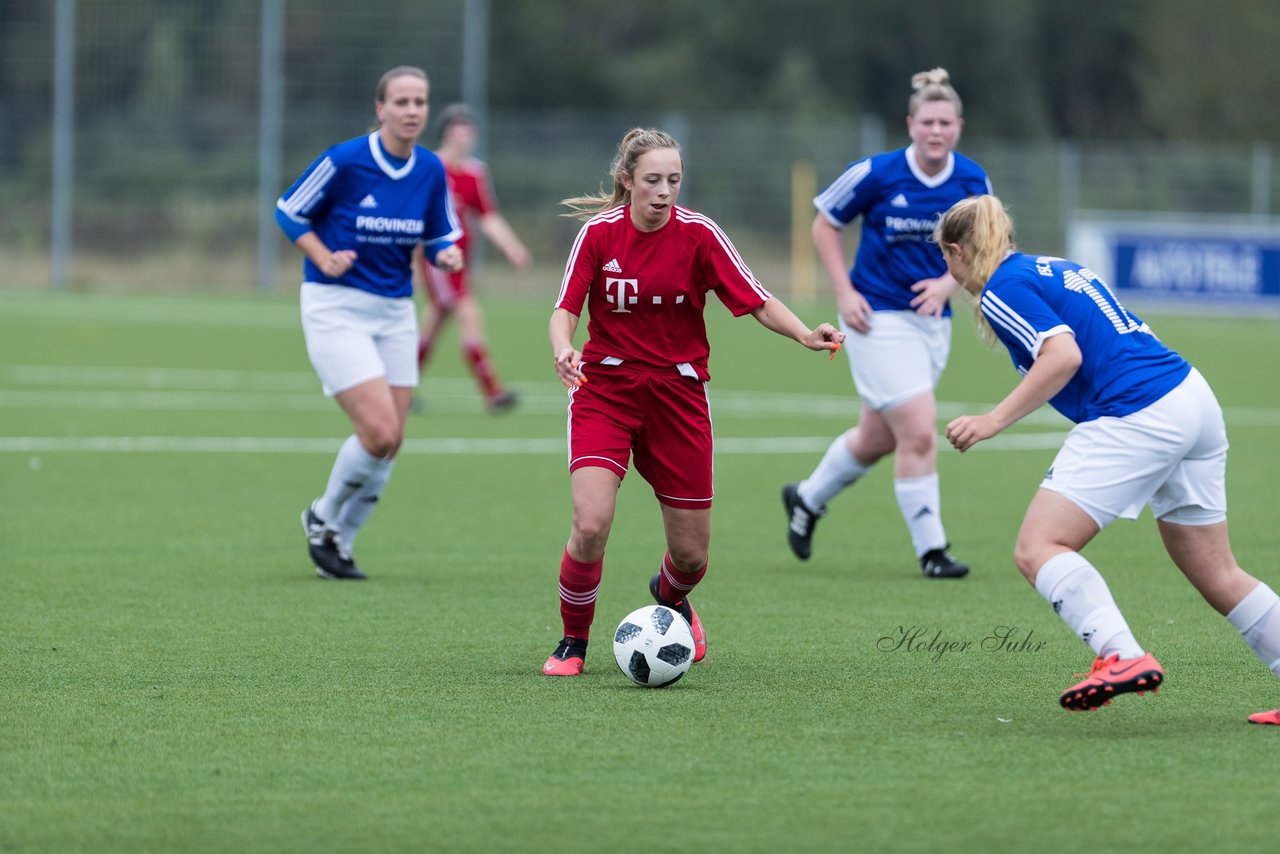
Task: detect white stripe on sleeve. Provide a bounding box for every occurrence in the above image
[555,207,624,306]
[981,291,1038,354]
[280,157,336,217]
[815,159,872,214]
[677,209,772,301]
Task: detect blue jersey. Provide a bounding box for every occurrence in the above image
[815,145,991,314]
[275,132,462,298]
[981,253,1191,423]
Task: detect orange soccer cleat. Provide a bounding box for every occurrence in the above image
[1059,652,1163,711]
[649,574,706,663]
[1247,709,1280,726]
[542,637,588,677]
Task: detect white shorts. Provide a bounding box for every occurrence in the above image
[300,282,419,397]
[840,311,951,411]
[1041,369,1228,529]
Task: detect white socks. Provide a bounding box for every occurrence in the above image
[798,432,871,510]
[335,458,396,551]
[1035,551,1144,660]
[1227,582,1280,676]
[893,473,947,558]
[315,434,393,535]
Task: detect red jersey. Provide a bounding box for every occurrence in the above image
[555,205,772,381]
[440,156,498,255]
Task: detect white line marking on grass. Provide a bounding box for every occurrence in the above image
[0,434,1070,455]
[5,364,1278,424]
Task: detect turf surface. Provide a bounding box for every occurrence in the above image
[3,290,1278,852]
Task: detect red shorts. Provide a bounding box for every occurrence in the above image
[421,258,468,309]
[567,363,713,509]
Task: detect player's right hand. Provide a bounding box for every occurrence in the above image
[553,347,586,388]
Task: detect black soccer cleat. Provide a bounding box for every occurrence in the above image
[920,545,969,579]
[781,482,824,561]
[301,504,367,580]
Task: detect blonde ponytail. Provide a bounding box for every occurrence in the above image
[934,195,1015,344]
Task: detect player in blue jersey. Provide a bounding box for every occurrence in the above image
[937,194,1280,722]
[276,65,462,580]
[782,68,991,579]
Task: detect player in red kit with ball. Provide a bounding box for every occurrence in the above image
[543,128,845,676]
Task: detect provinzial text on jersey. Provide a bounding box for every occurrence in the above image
[356,215,425,234]
[883,214,941,243]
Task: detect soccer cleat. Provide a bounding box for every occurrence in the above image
[649,574,707,663]
[1247,709,1280,725]
[301,504,367,580]
[781,482,824,561]
[1059,652,1163,711]
[542,636,588,676]
[920,545,970,579]
[487,390,519,414]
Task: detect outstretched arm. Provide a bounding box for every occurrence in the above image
[945,333,1082,451]
[478,213,532,271]
[750,297,845,352]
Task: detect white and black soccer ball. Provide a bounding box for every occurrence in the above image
[613,605,695,688]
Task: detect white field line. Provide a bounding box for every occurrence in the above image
[0,433,1069,455]
[5,362,1280,426]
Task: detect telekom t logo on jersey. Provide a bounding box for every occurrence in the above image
[605,278,639,313]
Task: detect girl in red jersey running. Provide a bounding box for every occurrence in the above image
[542,128,844,676]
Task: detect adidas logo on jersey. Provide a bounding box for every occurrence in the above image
[602,258,622,273]
[359,194,378,208]
[890,193,909,208]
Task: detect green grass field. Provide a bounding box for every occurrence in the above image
[3,289,1279,852]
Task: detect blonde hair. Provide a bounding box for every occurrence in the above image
[908,67,963,117]
[561,128,682,220]
[933,195,1016,343]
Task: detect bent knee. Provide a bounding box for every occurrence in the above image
[894,430,936,460]
[361,428,402,459]
[1012,541,1043,584]
[571,517,612,554]
[667,548,708,573]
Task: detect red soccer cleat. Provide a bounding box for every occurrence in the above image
[684,601,707,663]
[650,574,706,662]
[1059,652,1163,711]
[1247,709,1280,725]
[542,637,587,677]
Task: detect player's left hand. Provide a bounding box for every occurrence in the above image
[945,413,1001,452]
[434,244,465,273]
[803,323,846,353]
[910,276,955,317]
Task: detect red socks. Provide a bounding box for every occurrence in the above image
[559,549,603,639]
[464,342,501,399]
[658,552,707,605]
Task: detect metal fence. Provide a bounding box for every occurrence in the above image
[2,1,1276,295]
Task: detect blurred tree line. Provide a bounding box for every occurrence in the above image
[2,0,1276,178]
[489,0,1280,142]
[5,0,1274,192]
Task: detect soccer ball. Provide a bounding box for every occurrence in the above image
[613,605,695,687]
